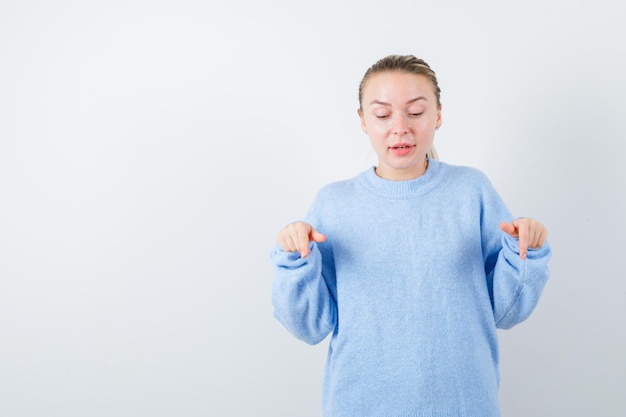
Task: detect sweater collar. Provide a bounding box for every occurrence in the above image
[358,159,445,199]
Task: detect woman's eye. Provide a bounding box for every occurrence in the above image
[410,112,424,117]
[375,114,390,119]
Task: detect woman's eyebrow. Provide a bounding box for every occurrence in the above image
[406,96,427,104]
[369,96,427,106]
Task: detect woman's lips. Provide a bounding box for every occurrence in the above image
[390,144,415,156]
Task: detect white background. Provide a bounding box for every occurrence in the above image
[1,1,625,416]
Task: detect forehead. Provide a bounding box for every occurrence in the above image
[362,71,435,102]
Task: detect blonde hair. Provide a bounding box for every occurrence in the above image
[359,54,442,160]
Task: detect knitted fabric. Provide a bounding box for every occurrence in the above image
[271,160,551,417]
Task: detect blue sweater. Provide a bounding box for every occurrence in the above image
[271,160,551,417]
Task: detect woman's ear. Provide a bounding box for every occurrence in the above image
[435,106,442,130]
[358,108,367,133]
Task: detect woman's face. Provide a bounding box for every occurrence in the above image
[358,71,442,180]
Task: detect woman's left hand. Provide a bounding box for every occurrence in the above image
[499,218,548,260]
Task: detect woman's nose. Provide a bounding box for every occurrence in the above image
[393,115,409,135]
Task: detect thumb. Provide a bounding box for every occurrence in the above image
[310,228,327,243]
[499,221,517,237]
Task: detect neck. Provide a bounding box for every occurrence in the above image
[375,158,429,181]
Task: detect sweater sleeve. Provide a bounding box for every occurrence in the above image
[491,235,552,329]
[270,242,337,345]
[475,169,552,330]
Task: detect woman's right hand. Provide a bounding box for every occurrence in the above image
[276,222,327,258]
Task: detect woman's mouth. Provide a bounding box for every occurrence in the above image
[390,144,415,156]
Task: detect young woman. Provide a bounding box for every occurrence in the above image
[271,54,551,417]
